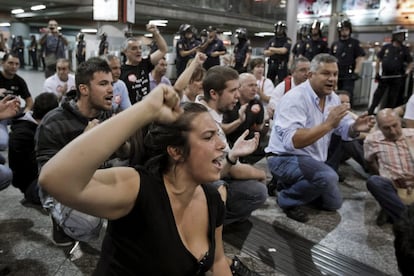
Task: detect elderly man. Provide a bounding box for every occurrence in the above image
[265,53,375,223]
[365,108,414,226]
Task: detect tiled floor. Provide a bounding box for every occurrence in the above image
[0,67,400,275]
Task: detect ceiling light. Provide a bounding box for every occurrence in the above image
[81,28,97,33]
[0,23,10,27]
[223,31,232,36]
[11,9,24,14]
[31,5,46,11]
[148,20,168,27]
[144,33,153,37]
[254,32,274,37]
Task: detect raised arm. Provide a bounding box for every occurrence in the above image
[173,52,206,97]
[39,85,182,219]
[148,24,168,66]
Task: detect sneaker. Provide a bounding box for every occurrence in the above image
[51,216,75,246]
[284,206,309,223]
[230,256,262,276]
[376,209,391,226]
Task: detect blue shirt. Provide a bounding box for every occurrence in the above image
[112,80,131,113]
[265,80,354,162]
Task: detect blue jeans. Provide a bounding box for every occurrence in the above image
[267,155,342,210]
[366,175,406,223]
[210,179,267,225]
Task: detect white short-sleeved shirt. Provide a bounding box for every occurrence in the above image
[404,94,414,120]
[43,73,76,99]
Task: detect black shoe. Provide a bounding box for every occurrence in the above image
[51,216,75,246]
[284,206,309,223]
[266,177,277,196]
[376,209,391,226]
[230,256,262,276]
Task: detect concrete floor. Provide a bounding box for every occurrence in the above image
[0,68,401,275]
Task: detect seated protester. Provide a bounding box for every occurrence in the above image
[174,52,207,103]
[393,203,414,276]
[149,57,171,91]
[269,56,310,113]
[265,54,375,223]
[8,93,58,204]
[327,90,368,178]
[43,58,76,102]
[38,84,261,274]
[222,73,265,164]
[105,55,131,113]
[365,108,414,226]
[35,58,124,247]
[196,66,267,225]
[0,95,21,191]
[250,58,274,119]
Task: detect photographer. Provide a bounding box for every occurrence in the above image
[39,19,68,78]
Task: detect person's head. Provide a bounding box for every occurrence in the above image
[274,21,287,37]
[48,20,59,34]
[100,32,107,41]
[203,66,239,113]
[337,20,352,40]
[238,73,257,103]
[392,26,408,44]
[75,57,113,112]
[78,33,84,41]
[308,53,338,97]
[250,58,265,79]
[376,108,403,141]
[122,37,142,65]
[187,65,206,100]
[299,24,310,40]
[336,90,351,109]
[106,54,121,82]
[311,20,323,39]
[144,102,226,182]
[55,59,70,82]
[32,93,59,121]
[2,53,20,78]
[235,27,247,41]
[207,26,217,40]
[30,35,36,41]
[291,57,310,85]
[179,24,194,40]
[393,204,414,276]
[153,57,168,77]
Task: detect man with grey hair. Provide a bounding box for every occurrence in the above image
[120,23,168,104]
[265,53,375,222]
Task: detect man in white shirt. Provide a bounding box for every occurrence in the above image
[106,54,131,113]
[43,58,75,101]
[269,56,310,112]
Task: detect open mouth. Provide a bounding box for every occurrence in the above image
[104,95,113,104]
[212,154,225,170]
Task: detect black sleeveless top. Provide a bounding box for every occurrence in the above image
[94,167,225,276]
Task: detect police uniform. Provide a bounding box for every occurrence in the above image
[302,38,328,61]
[330,37,365,102]
[292,39,306,58]
[233,40,252,73]
[264,36,291,84]
[368,42,413,113]
[175,37,200,78]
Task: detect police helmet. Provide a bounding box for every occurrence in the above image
[78,33,84,40]
[299,24,310,38]
[200,29,208,37]
[392,26,408,42]
[178,24,193,35]
[235,28,247,40]
[274,21,287,34]
[337,20,352,33]
[100,32,107,39]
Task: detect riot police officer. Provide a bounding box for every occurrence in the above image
[301,20,328,61]
[98,32,109,56]
[292,24,309,59]
[232,27,252,73]
[175,24,201,78]
[264,21,291,85]
[76,33,86,66]
[330,20,365,105]
[368,27,414,114]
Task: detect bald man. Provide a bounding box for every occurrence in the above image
[364,108,414,226]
